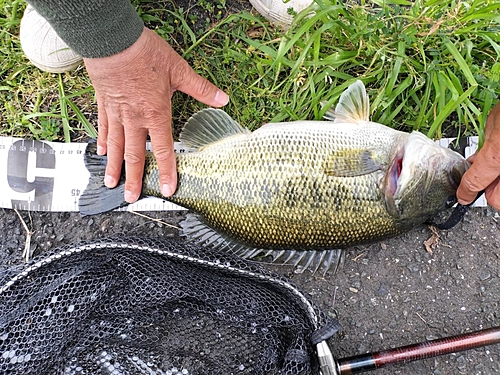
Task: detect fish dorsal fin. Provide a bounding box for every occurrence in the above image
[323,80,370,123]
[179,108,250,149]
[324,148,382,177]
[179,213,344,275]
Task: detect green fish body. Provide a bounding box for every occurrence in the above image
[146,118,406,249]
[80,81,469,272]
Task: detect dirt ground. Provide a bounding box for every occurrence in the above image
[1,205,499,374]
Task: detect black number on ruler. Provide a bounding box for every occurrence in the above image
[7,140,55,209]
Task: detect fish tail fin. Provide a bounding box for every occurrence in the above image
[79,140,127,215]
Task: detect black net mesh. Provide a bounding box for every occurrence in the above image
[0,237,338,375]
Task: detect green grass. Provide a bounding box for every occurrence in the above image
[1,0,499,145]
[0,0,95,141]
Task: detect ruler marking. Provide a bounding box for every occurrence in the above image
[0,136,485,212]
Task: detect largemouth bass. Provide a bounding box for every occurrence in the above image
[80,81,469,273]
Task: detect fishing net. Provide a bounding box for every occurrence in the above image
[0,237,340,375]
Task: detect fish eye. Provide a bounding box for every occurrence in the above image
[445,196,457,208]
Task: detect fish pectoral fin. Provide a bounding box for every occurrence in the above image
[324,149,383,177]
[179,108,250,149]
[179,214,344,275]
[322,80,370,124]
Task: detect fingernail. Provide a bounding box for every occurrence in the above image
[215,90,229,106]
[161,184,175,197]
[104,175,116,188]
[97,145,105,155]
[124,190,138,203]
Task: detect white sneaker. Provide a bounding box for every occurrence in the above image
[250,0,314,26]
[20,5,82,73]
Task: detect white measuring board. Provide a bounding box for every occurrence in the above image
[0,135,485,212]
[0,137,186,212]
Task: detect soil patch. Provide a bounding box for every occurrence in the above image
[1,207,499,374]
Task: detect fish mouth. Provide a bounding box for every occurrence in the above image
[387,132,471,196]
[449,159,470,190]
[444,158,470,207]
[383,134,470,217]
[386,146,405,198]
[382,144,405,217]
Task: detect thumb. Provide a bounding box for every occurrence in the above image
[456,164,484,205]
[175,62,229,107]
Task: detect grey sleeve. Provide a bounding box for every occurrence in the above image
[26,0,144,58]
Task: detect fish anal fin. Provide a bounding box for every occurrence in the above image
[180,214,344,275]
[259,249,345,276]
[324,148,383,177]
[179,213,253,254]
[179,108,250,150]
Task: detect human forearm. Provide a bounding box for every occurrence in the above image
[25,0,144,58]
[23,1,229,204]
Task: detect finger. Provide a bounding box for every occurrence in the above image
[123,127,148,203]
[466,152,476,163]
[149,125,177,197]
[457,148,500,204]
[174,60,229,108]
[103,116,125,189]
[457,165,490,204]
[455,152,478,204]
[96,93,108,156]
[484,177,500,210]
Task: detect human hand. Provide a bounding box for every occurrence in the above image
[457,102,500,210]
[83,27,229,203]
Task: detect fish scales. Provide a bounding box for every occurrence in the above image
[142,121,406,249]
[80,81,469,272]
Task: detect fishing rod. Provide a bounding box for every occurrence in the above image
[320,325,500,374]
